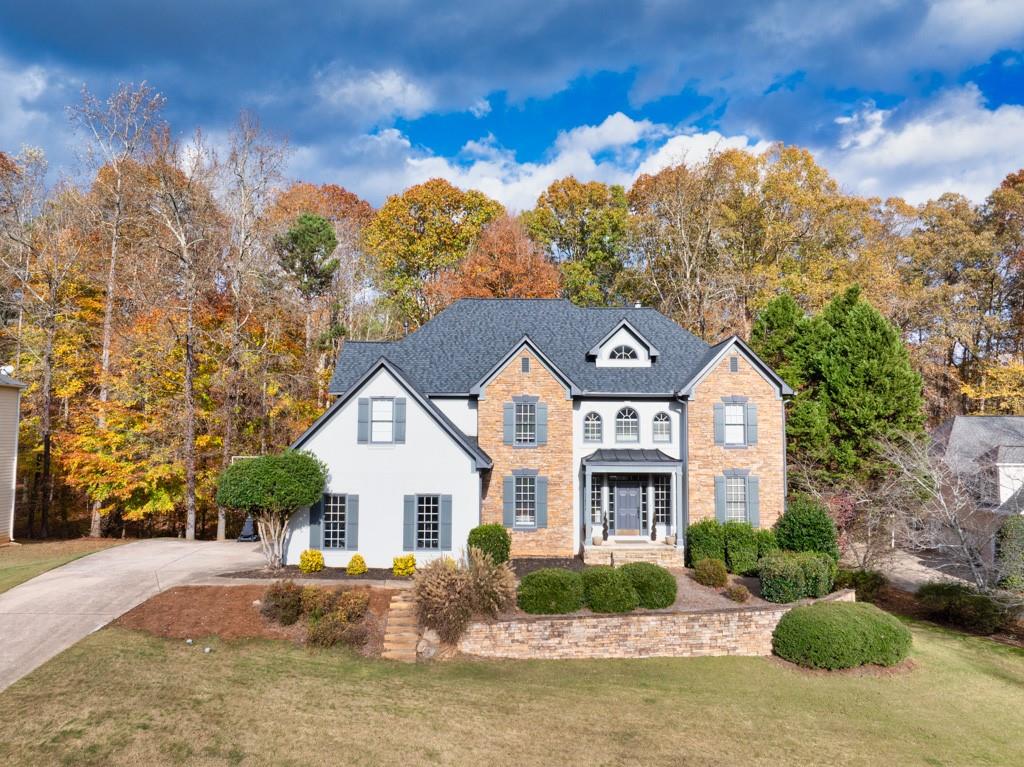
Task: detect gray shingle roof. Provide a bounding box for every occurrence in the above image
[329,299,713,396]
[939,416,1024,474]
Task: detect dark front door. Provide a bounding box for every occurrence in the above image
[615,483,641,534]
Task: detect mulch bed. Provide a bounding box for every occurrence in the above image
[510,557,585,577]
[766,655,918,677]
[227,566,412,582]
[115,584,396,656]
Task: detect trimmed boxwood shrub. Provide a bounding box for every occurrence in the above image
[619,562,677,609]
[796,552,835,598]
[693,558,728,588]
[686,519,726,566]
[467,524,512,565]
[996,515,1024,592]
[916,581,1008,635]
[724,521,759,575]
[759,553,806,603]
[772,602,912,669]
[775,495,840,561]
[834,568,888,602]
[582,567,639,613]
[755,528,779,558]
[517,568,585,615]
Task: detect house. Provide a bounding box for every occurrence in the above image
[936,415,1024,516]
[0,372,26,544]
[284,299,792,568]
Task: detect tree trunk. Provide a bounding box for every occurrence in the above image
[39,311,55,539]
[183,294,197,541]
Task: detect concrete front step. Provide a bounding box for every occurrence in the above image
[583,543,684,567]
[382,592,420,664]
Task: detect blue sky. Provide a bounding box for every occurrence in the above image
[1,1,1022,209]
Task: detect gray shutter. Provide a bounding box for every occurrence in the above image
[346,495,359,550]
[536,477,548,528]
[714,476,727,523]
[309,495,323,549]
[746,403,758,445]
[713,403,725,445]
[746,476,760,527]
[503,403,514,445]
[394,398,406,443]
[357,398,369,443]
[440,495,453,549]
[403,495,416,550]
[536,403,548,445]
[502,476,514,527]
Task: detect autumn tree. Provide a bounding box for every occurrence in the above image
[363,178,502,329]
[428,214,561,306]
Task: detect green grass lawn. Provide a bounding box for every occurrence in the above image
[0,538,125,594]
[0,622,1021,766]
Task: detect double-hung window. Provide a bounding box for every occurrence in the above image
[416,495,440,549]
[584,412,602,442]
[371,398,394,443]
[724,404,746,446]
[616,407,639,443]
[514,402,536,446]
[652,412,671,442]
[653,475,671,525]
[725,477,747,522]
[515,475,537,526]
[323,494,347,549]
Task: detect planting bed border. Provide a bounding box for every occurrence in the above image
[458,590,856,660]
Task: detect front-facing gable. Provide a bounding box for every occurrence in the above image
[587,319,660,368]
[678,336,793,400]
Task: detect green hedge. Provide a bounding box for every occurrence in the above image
[582,567,639,613]
[997,516,1024,592]
[619,562,677,609]
[772,602,912,670]
[686,519,725,566]
[517,568,585,614]
[797,552,836,598]
[755,528,779,558]
[724,522,759,576]
[775,495,840,561]
[759,552,805,603]
[916,581,1008,635]
[834,568,888,602]
[467,524,512,565]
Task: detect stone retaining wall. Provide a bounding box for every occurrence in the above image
[458,590,855,660]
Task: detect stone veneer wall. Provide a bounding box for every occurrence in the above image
[687,351,786,529]
[458,590,855,660]
[478,348,575,558]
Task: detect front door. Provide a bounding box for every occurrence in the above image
[615,483,641,535]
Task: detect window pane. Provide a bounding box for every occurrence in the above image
[584,413,602,442]
[590,481,603,524]
[653,413,670,442]
[371,398,394,443]
[654,475,671,525]
[371,399,393,421]
[726,477,747,522]
[611,345,637,360]
[724,404,745,445]
[416,495,440,549]
[323,494,347,549]
[515,402,536,445]
[616,408,639,442]
[515,476,536,525]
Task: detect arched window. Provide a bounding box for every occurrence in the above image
[616,407,639,442]
[610,345,638,360]
[583,412,603,442]
[652,412,671,442]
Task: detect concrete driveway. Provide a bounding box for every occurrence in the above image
[0,538,265,691]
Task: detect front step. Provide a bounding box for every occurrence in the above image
[583,543,684,567]
[381,593,420,662]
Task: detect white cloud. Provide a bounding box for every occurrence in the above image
[554,112,660,154]
[0,57,52,151]
[314,67,434,123]
[469,98,491,118]
[634,131,773,178]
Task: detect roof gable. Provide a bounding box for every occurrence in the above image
[470,336,579,398]
[677,336,794,398]
[587,319,660,359]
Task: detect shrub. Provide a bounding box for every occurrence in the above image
[261,580,303,625]
[693,558,728,588]
[772,602,912,669]
[467,524,512,565]
[686,519,725,565]
[725,583,751,603]
[775,495,840,561]
[414,558,473,643]
[393,554,416,577]
[517,568,585,615]
[619,562,677,609]
[306,610,370,649]
[834,568,887,602]
[581,567,639,613]
[346,554,368,576]
[298,548,325,573]
[755,528,779,558]
[464,546,517,617]
[916,581,1008,635]
[796,552,835,598]
[336,590,369,622]
[997,516,1024,592]
[301,586,338,620]
[724,521,759,575]
[759,553,806,603]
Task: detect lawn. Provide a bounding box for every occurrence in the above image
[0,622,1021,766]
[0,538,125,594]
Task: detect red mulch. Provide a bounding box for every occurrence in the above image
[766,655,918,677]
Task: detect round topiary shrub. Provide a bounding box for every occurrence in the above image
[693,558,728,588]
[775,495,840,561]
[772,602,912,669]
[346,554,368,576]
[724,583,751,603]
[393,554,416,577]
[299,548,325,573]
[517,568,585,615]
[619,562,677,609]
[686,519,725,565]
[724,521,759,575]
[759,552,806,603]
[467,523,512,565]
[581,567,639,613]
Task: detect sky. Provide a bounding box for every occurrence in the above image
[1,1,1023,210]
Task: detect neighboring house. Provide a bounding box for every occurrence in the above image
[936,415,1024,516]
[0,372,26,544]
[284,299,792,568]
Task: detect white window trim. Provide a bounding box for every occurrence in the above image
[724,403,746,447]
[615,407,640,443]
[725,476,748,522]
[583,412,603,443]
[514,401,537,446]
[652,412,671,443]
[514,475,537,527]
[370,397,395,444]
[323,494,347,549]
[415,494,441,550]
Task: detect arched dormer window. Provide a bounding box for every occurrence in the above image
[583,412,602,442]
[610,345,638,360]
[616,407,639,443]
[653,412,671,443]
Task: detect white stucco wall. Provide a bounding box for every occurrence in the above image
[285,368,482,569]
[432,396,478,436]
[998,464,1024,505]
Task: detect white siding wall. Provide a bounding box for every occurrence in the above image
[285,369,481,569]
[0,387,19,541]
[998,464,1024,505]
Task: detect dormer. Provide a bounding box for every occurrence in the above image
[588,320,659,368]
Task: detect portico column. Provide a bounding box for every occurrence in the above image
[647,474,656,538]
[584,468,593,545]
